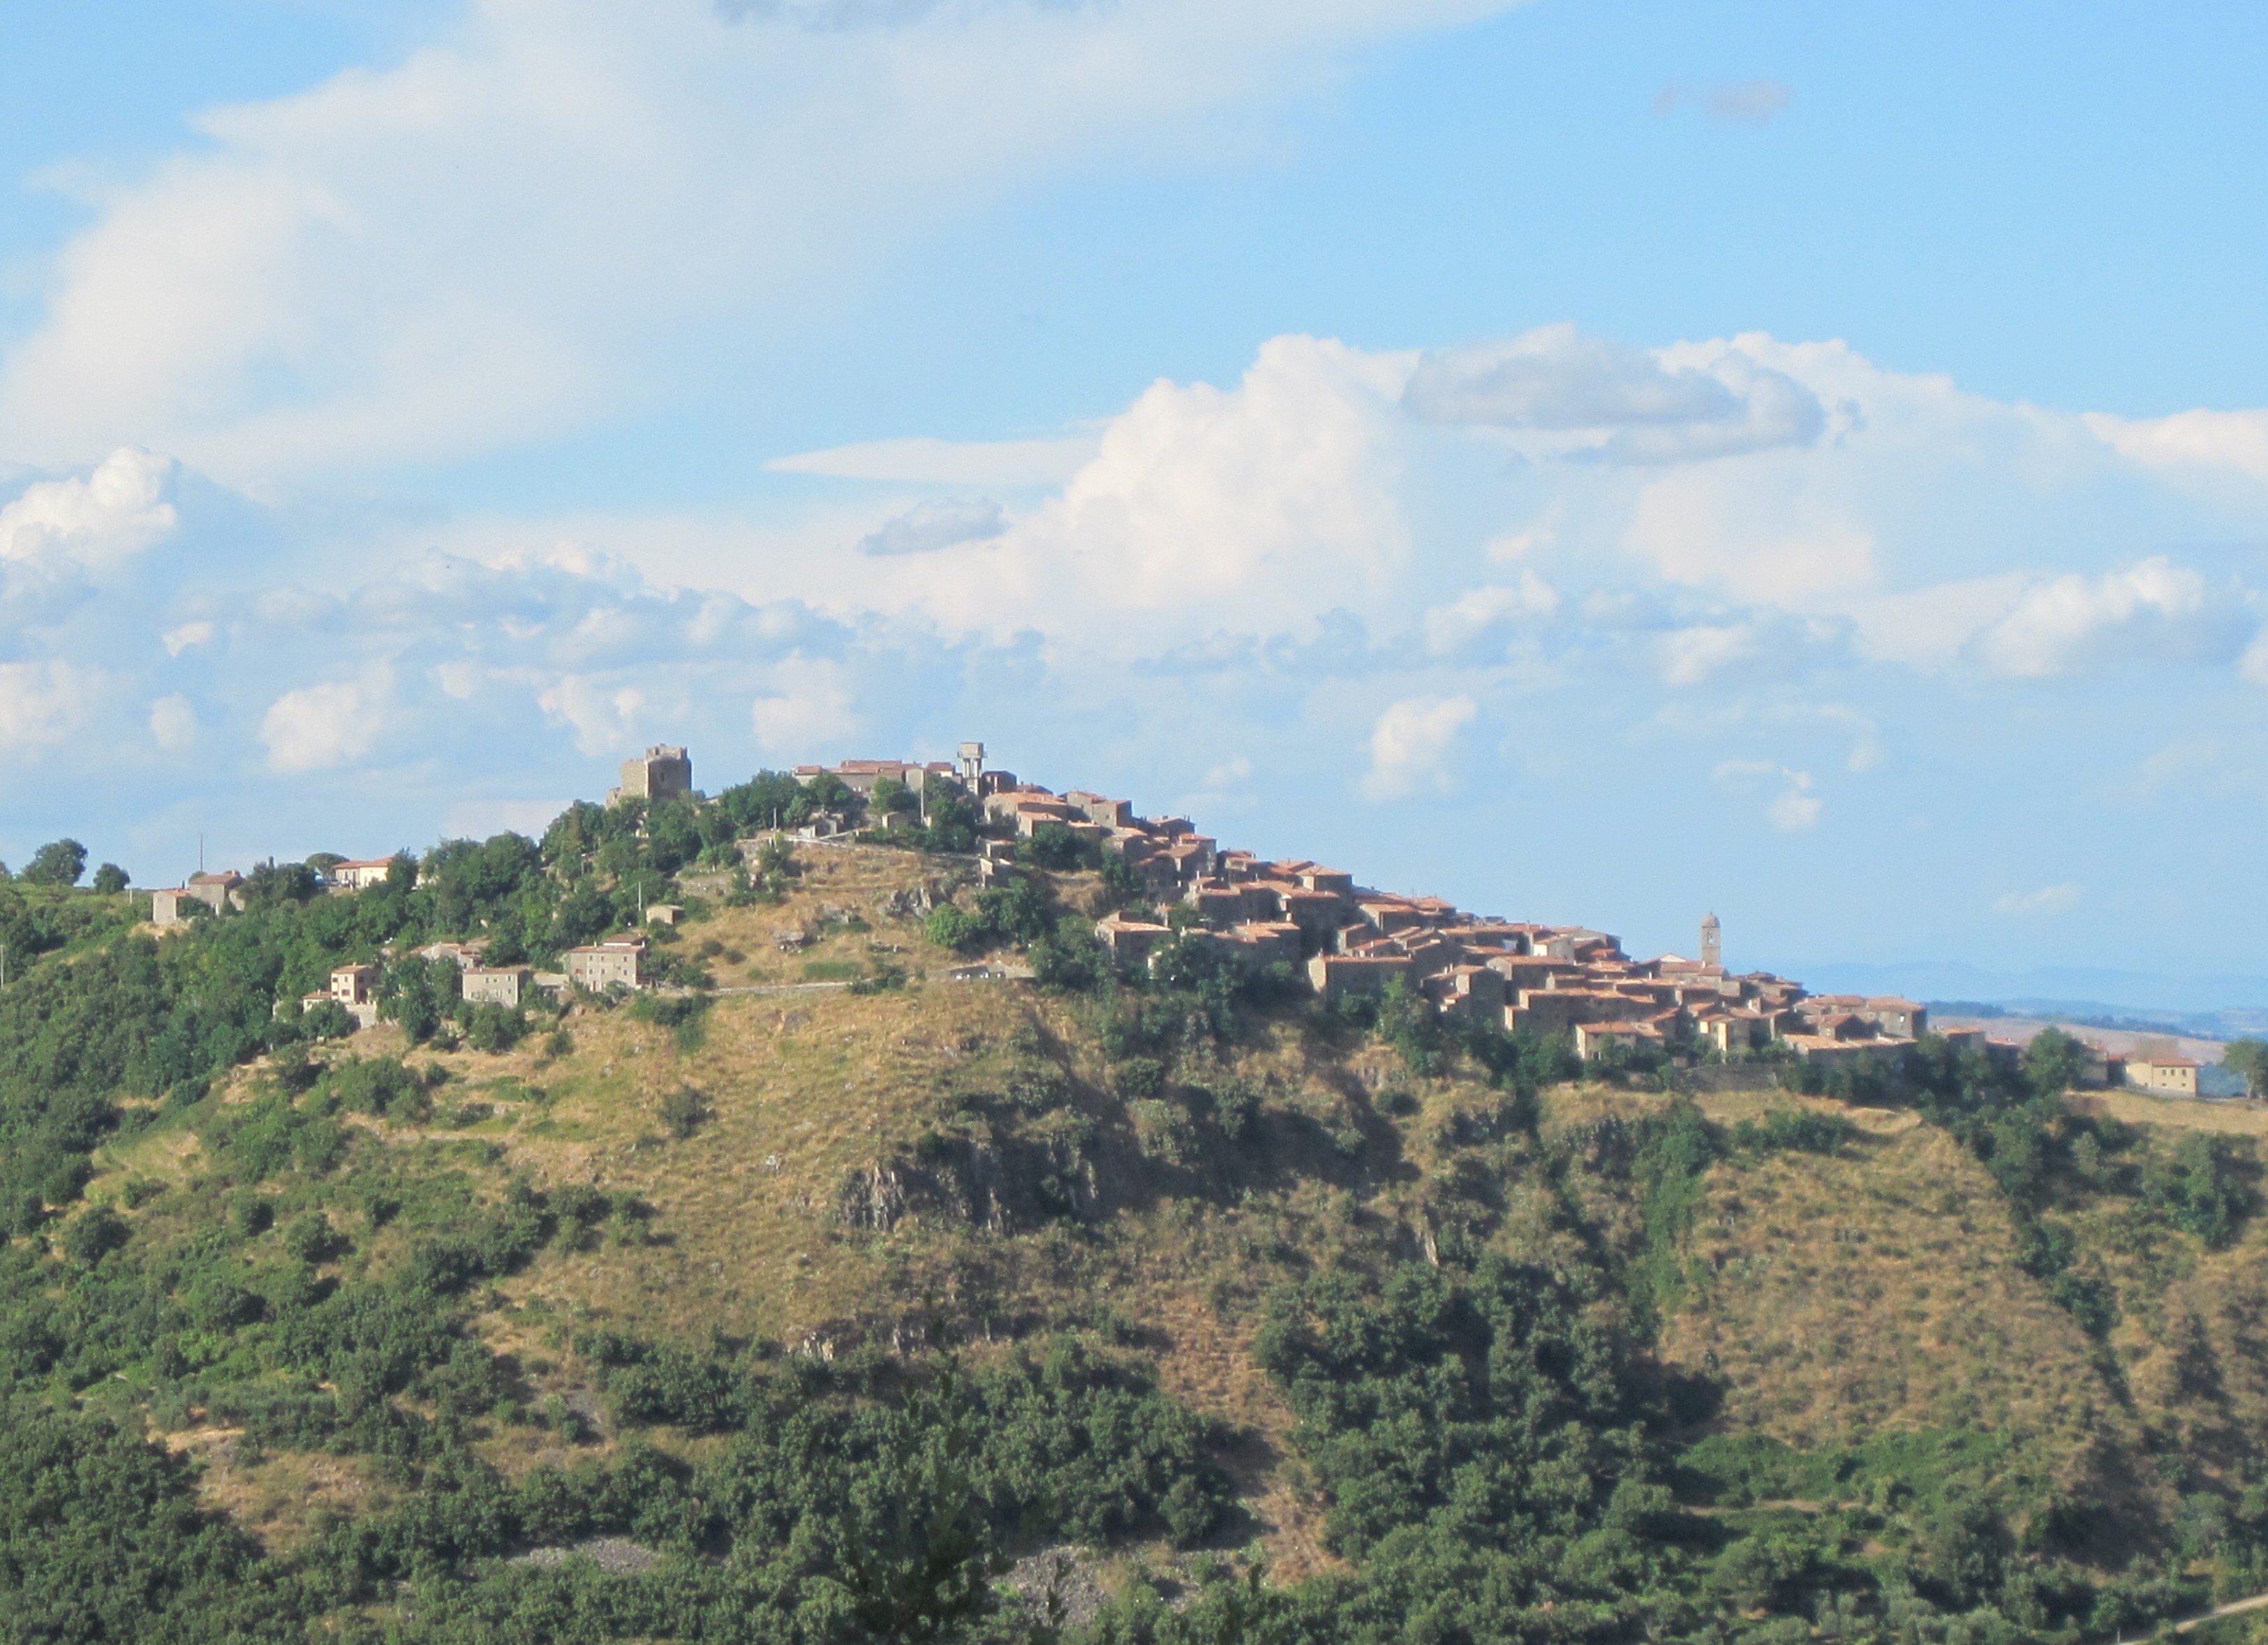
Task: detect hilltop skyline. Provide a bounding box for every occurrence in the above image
[6,2,2268,993]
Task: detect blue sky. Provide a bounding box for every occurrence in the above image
[3,0,2267,999]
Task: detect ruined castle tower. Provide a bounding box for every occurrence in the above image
[1700,912,1722,969]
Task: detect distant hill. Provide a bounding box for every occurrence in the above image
[1786,958,2268,1030]
[5,799,2268,1642]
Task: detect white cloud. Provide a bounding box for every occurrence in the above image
[0,662,101,750]
[149,694,198,751]
[161,620,216,657]
[1422,574,1560,655]
[1659,623,1756,685]
[1402,324,1823,464]
[1973,558,2211,678]
[857,498,1008,557]
[1994,882,2081,916]
[1202,754,1252,790]
[751,657,858,754]
[539,676,646,757]
[1769,777,1822,831]
[1624,467,1877,605]
[262,664,393,773]
[1714,759,1821,831]
[0,0,1522,482]
[2084,408,2268,483]
[0,448,177,569]
[1362,694,1476,798]
[2242,630,2268,687]
[868,334,1414,646]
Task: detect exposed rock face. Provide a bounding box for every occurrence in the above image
[838,1163,908,1230]
[512,1537,662,1575]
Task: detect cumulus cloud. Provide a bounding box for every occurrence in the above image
[1362,694,1476,798]
[1714,760,1821,831]
[1402,324,1823,463]
[1994,882,2081,916]
[0,448,177,569]
[1202,754,1253,790]
[262,664,394,773]
[1406,325,1735,430]
[2242,630,2268,687]
[2084,408,2268,482]
[858,498,1008,556]
[879,334,1414,644]
[539,676,647,757]
[1422,574,1559,655]
[1659,623,1756,685]
[149,694,198,751]
[162,620,216,657]
[751,657,859,754]
[0,662,101,750]
[1973,558,2216,678]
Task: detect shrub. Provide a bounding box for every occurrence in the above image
[62,1205,129,1265]
[661,1087,709,1140]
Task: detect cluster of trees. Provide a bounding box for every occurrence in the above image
[0,836,128,891]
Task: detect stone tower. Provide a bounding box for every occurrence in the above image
[956,741,985,787]
[1700,912,1722,969]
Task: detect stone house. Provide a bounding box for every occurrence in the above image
[1177,921,1300,974]
[462,966,534,1008]
[1694,1008,1776,1057]
[1574,1018,1670,1060]
[153,870,244,921]
[565,939,646,992]
[2126,1057,2200,1096]
[328,858,396,891]
[1423,964,1507,1020]
[1063,791,1134,828]
[415,941,486,969]
[794,757,956,800]
[329,963,382,1029]
[1094,911,1172,970]
[1306,953,1412,1004]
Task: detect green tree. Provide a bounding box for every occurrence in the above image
[382,954,456,1043]
[1024,822,1088,872]
[2024,1026,2089,1096]
[21,839,87,887]
[2226,1039,2268,1099]
[89,863,129,895]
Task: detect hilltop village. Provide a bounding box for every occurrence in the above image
[143,738,2201,1089]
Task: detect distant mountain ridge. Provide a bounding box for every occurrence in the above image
[1774,958,2268,1034]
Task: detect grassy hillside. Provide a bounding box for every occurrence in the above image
[8,830,2268,1642]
